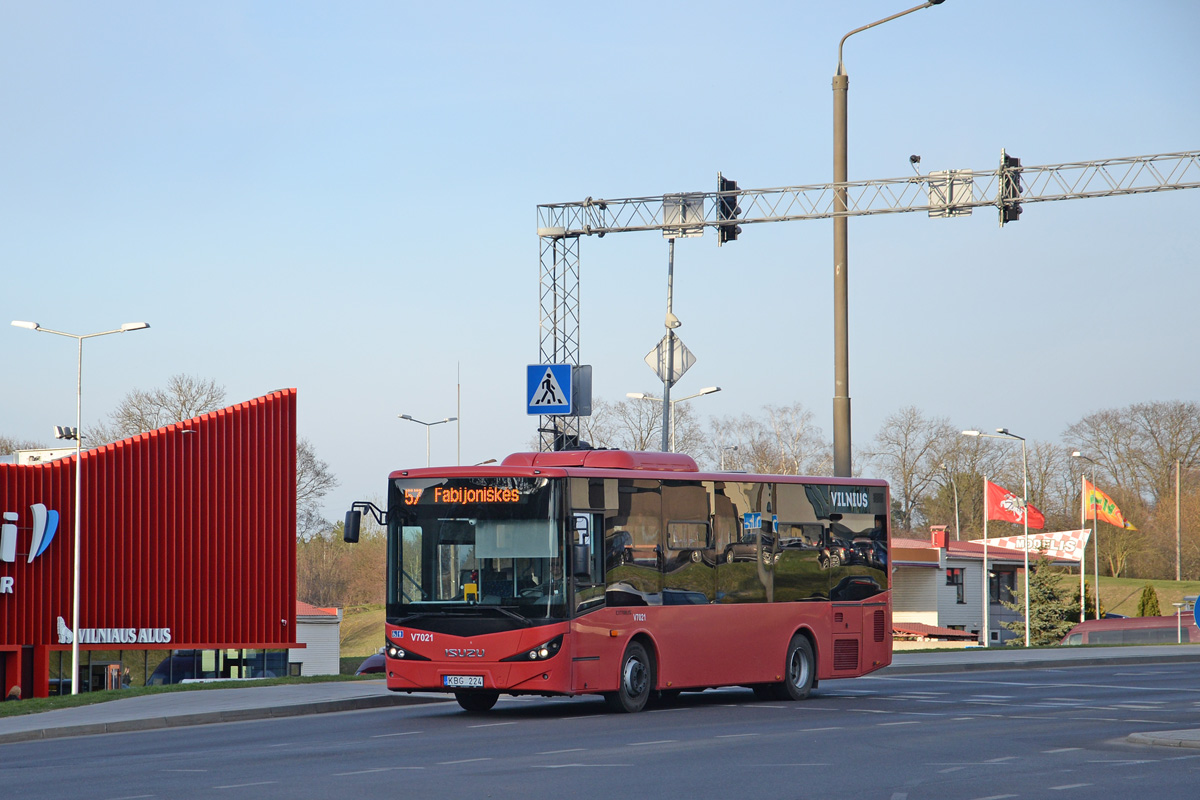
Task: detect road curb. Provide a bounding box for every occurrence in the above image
[879,652,1200,676]
[0,693,448,745]
[1127,731,1200,749]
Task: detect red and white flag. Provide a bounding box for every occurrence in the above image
[973,529,1090,562]
[985,480,1046,529]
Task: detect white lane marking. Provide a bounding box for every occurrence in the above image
[161,769,207,773]
[1049,784,1091,791]
[716,733,761,738]
[438,758,492,765]
[877,721,921,727]
[536,763,633,768]
[795,726,843,732]
[538,748,586,755]
[970,795,1018,800]
[468,721,517,728]
[372,731,422,738]
[214,782,276,790]
[627,740,677,746]
[1044,747,1082,753]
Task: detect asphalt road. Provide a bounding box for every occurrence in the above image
[4,661,1200,799]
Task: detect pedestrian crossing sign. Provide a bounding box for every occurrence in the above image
[527,364,573,415]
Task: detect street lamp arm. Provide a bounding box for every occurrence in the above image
[838,1,944,73]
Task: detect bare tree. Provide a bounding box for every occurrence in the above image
[612,394,664,451]
[0,434,46,455]
[706,402,829,475]
[1064,401,1200,506]
[297,437,339,541]
[90,375,337,541]
[866,407,956,532]
[94,374,226,444]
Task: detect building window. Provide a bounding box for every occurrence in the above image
[990,569,1016,604]
[946,567,965,604]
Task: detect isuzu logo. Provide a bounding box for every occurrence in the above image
[445,648,485,658]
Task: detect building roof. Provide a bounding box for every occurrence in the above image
[296,601,339,618]
[894,622,978,640]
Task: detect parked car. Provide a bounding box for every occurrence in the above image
[723,532,779,564]
[355,651,386,675]
[1060,615,1200,645]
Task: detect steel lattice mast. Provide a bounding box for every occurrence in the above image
[534,150,1200,450]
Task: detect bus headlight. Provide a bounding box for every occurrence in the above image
[385,640,430,661]
[502,634,563,662]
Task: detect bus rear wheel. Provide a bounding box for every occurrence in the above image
[775,635,815,701]
[455,691,499,713]
[605,641,654,713]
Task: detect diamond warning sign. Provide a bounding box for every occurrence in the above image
[527,364,573,415]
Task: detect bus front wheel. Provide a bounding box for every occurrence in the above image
[455,691,499,713]
[605,641,654,713]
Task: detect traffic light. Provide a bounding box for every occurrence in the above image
[1000,150,1022,224]
[717,172,741,245]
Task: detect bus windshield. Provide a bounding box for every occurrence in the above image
[387,476,566,620]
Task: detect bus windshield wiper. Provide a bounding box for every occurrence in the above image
[486,605,533,626]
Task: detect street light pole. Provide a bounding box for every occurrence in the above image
[11,320,150,695]
[1072,451,1101,620]
[398,414,458,467]
[963,427,1031,647]
[832,0,945,477]
[626,387,721,452]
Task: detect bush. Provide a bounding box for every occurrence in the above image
[1136,583,1161,617]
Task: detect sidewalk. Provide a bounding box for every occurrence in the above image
[0,680,447,745]
[3,646,1200,746]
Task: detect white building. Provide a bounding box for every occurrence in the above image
[892,529,1074,646]
[291,602,342,675]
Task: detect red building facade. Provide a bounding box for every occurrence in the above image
[0,389,298,697]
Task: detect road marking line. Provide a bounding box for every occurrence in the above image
[628,740,677,746]
[1044,747,1082,753]
[1049,784,1091,790]
[538,748,586,754]
[469,722,517,728]
[214,782,276,789]
[372,731,422,737]
[717,733,761,738]
[438,758,492,765]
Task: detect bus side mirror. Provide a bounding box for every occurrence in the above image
[573,543,591,579]
[344,510,361,543]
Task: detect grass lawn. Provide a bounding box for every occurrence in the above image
[1087,576,1200,617]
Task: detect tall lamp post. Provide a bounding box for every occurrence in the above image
[11,320,150,695]
[940,462,961,540]
[963,428,1031,647]
[398,414,457,467]
[626,387,720,452]
[1072,451,1101,620]
[832,0,945,477]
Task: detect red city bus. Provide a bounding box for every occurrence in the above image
[343,449,891,713]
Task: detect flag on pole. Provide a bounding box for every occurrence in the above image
[985,480,1046,529]
[1084,479,1137,530]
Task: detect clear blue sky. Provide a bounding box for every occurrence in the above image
[3,1,1198,521]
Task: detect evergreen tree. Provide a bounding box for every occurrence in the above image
[1068,579,1104,623]
[1001,555,1076,645]
[1136,583,1162,617]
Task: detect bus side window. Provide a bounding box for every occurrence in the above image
[572,513,593,580]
